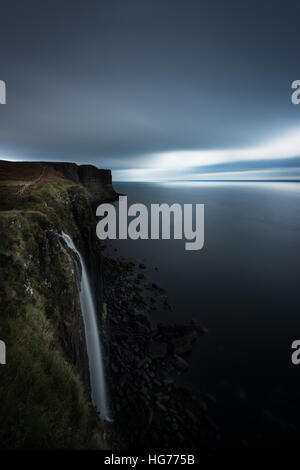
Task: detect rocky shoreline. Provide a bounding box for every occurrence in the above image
[101,250,216,449]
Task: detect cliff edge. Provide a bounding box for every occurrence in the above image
[0,160,115,449]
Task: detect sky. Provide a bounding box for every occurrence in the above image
[1,0,300,181]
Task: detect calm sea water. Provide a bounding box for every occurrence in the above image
[107,181,300,449]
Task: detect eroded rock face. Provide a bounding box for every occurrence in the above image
[0,161,114,449]
[0,160,118,205]
[78,165,115,202]
[0,200,94,384]
[45,162,118,202]
[57,253,90,387]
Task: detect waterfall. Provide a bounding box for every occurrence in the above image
[61,232,112,422]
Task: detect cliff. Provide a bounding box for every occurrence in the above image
[0,160,118,203]
[0,160,213,450]
[41,162,117,203]
[0,160,115,449]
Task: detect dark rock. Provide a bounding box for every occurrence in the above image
[174,354,189,371]
[148,340,167,359]
[102,249,213,449]
[156,401,167,413]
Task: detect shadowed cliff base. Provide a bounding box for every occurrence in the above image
[102,252,216,449]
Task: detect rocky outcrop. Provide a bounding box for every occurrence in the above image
[0,160,118,204]
[102,254,215,449]
[43,162,118,202]
[78,165,116,202]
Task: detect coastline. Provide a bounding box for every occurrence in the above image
[102,248,216,448]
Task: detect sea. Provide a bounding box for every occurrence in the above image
[105,181,300,449]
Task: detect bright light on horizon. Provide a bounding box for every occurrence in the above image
[114,127,300,181]
[153,127,300,169]
[3,126,300,182]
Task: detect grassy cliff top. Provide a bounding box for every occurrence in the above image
[0,160,117,206]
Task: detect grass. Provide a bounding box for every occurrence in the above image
[0,182,107,449]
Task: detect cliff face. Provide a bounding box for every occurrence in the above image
[0,160,114,449]
[39,162,117,203]
[0,160,117,204]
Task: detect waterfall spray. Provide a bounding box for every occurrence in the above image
[61,232,112,422]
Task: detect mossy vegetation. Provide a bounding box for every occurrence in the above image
[0,182,107,449]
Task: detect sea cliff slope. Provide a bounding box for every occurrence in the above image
[0,160,115,449]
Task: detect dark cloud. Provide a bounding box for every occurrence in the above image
[0,0,300,177]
